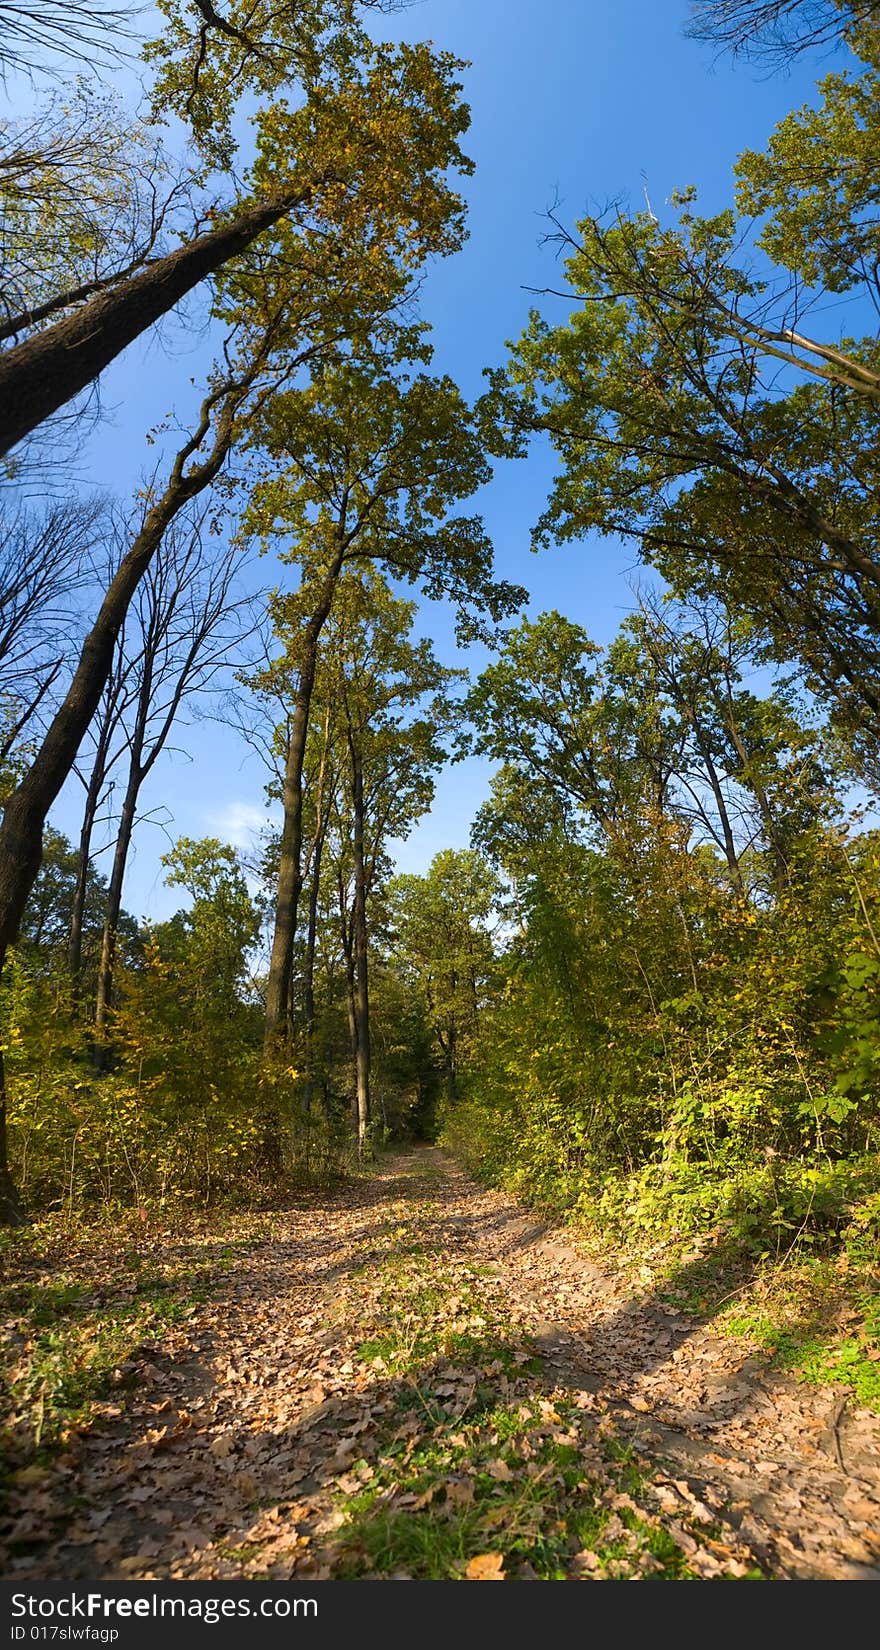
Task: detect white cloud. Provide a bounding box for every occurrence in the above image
[207,800,276,850]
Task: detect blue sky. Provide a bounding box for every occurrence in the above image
[40,0,837,923]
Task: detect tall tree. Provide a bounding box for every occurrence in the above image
[319,575,457,1146]
[0,40,473,458]
[250,356,522,1043]
[496,28,880,759]
[0,18,478,1214]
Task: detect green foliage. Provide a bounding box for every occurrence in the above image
[386,849,500,1107]
[445,594,880,1405]
[495,25,880,752]
[2,835,339,1209]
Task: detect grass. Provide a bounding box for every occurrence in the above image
[720,1265,880,1409]
[332,1399,710,1580]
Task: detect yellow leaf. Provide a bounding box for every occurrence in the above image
[465,1552,505,1581]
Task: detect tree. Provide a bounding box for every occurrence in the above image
[498,167,880,754]
[67,598,137,1000]
[388,851,499,1108]
[0,24,481,1217]
[0,0,134,74]
[16,825,135,984]
[253,570,458,1145]
[0,19,471,1011]
[686,0,878,61]
[468,605,831,897]
[251,354,523,1043]
[0,499,99,773]
[0,40,473,458]
[318,574,458,1146]
[0,87,187,359]
[0,356,261,1219]
[93,510,255,1042]
[732,24,880,309]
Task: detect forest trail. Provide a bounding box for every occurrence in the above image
[2,1149,879,1582]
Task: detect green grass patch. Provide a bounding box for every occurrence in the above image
[330,1394,750,1580]
[722,1266,880,1410]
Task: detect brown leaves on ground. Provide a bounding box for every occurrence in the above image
[0,1149,878,1581]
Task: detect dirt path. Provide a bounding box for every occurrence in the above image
[2,1149,879,1581]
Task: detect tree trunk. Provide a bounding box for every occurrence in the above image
[444,1039,457,1108]
[68,769,101,999]
[0,368,254,972]
[94,764,139,1040]
[300,712,333,1108]
[351,747,370,1153]
[264,541,346,1045]
[0,186,311,459]
[302,815,328,1112]
[337,870,359,1136]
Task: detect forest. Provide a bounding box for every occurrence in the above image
[1,0,879,1590]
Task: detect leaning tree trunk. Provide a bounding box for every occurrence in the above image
[0,184,313,459]
[0,371,253,968]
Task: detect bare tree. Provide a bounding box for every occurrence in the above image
[1,94,192,351]
[93,506,258,1038]
[686,0,879,60]
[0,181,321,460]
[0,0,136,75]
[0,498,100,769]
[0,0,407,81]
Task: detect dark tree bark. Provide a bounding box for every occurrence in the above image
[0,184,310,459]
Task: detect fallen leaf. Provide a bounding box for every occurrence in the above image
[465,1552,505,1580]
